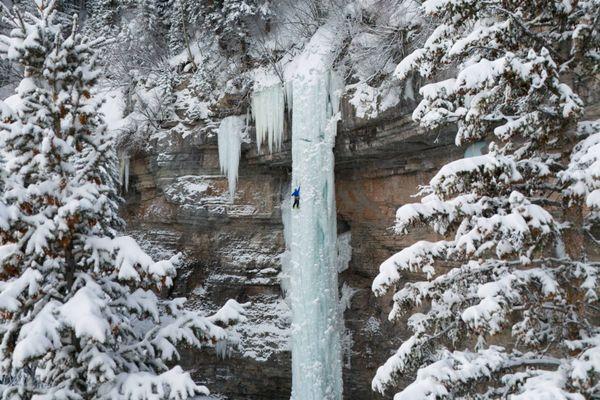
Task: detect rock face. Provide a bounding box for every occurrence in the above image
[120,101,464,399]
[121,126,292,399]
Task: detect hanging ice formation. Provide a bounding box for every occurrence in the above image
[286,68,344,400]
[217,115,246,200]
[251,83,285,153]
[119,154,130,193]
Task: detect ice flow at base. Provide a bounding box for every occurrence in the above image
[283,68,343,400]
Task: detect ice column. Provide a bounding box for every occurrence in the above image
[251,84,285,153]
[217,115,246,200]
[287,70,343,400]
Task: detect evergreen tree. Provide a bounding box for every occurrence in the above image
[0,1,244,399]
[138,0,160,34]
[372,0,600,398]
[86,0,118,25]
[54,0,85,29]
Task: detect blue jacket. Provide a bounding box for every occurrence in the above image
[292,187,300,197]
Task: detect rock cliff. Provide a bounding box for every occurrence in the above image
[120,100,463,399]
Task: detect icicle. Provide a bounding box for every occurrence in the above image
[215,339,230,359]
[336,232,352,273]
[119,154,130,193]
[124,156,129,193]
[285,80,294,113]
[464,140,488,158]
[403,76,415,100]
[217,115,246,200]
[251,84,285,153]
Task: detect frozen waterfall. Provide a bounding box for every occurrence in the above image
[217,115,246,200]
[285,69,343,400]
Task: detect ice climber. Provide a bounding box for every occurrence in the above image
[292,186,300,209]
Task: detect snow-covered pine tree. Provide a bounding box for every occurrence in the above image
[85,0,119,27]
[203,0,272,41]
[138,0,161,35]
[372,0,600,398]
[0,1,245,399]
[54,0,85,29]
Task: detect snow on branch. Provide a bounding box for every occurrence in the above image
[373,240,451,296]
[107,366,209,400]
[373,256,600,397]
[208,299,248,326]
[428,153,522,198]
[560,120,600,209]
[393,193,479,235]
[391,347,576,400]
[85,236,181,287]
[409,49,583,146]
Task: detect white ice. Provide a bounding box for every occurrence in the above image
[217,115,246,200]
[119,154,130,193]
[285,69,344,400]
[252,21,345,399]
[251,84,285,153]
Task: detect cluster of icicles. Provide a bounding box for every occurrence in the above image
[251,83,289,154]
[217,83,288,200]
